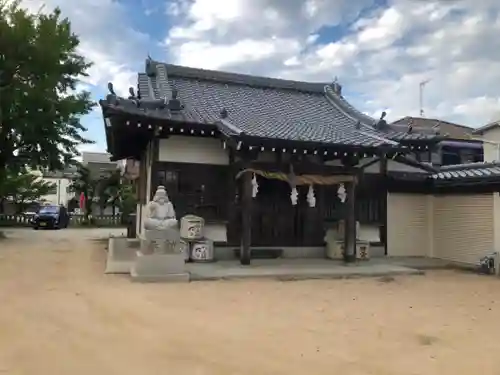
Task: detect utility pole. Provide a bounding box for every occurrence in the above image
[419,79,431,117]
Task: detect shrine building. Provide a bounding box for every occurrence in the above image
[99,58,500,266]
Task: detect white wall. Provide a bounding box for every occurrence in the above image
[362,158,427,173]
[480,127,500,162]
[41,177,74,206]
[158,136,229,165]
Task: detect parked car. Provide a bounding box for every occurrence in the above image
[31,205,70,230]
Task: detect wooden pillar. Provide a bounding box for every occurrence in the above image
[380,155,388,255]
[344,180,357,263]
[240,169,252,265]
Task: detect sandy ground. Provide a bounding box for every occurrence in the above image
[1,229,500,375]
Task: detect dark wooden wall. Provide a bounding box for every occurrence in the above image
[152,161,386,247]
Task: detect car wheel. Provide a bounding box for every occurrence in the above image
[33,226,39,230]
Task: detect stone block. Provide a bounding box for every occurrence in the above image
[105,237,137,274]
[131,252,190,283]
[140,228,180,255]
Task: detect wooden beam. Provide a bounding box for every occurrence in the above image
[234,160,354,175]
[380,156,388,256]
[344,180,357,263]
[240,157,253,265]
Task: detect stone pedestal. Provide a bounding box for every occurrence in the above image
[140,228,180,255]
[131,252,190,282]
[105,237,137,274]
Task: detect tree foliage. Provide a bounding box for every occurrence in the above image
[0,169,56,213]
[0,0,95,181]
[70,165,136,222]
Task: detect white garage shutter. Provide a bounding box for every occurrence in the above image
[387,193,430,256]
[434,194,494,265]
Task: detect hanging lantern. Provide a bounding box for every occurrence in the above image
[307,185,316,208]
[337,183,346,203]
[290,186,298,206]
[251,173,259,198]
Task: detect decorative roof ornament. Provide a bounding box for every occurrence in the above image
[107,82,116,96]
[128,87,136,99]
[166,89,184,112]
[128,87,141,107]
[145,54,156,77]
[355,120,361,130]
[220,108,228,119]
[106,82,119,105]
[407,117,414,133]
[331,76,342,96]
[136,83,142,100]
[374,111,387,130]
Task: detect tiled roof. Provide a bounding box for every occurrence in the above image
[103,61,408,149]
[431,162,500,181]
[324,91,443,143]
[392,117,473,140]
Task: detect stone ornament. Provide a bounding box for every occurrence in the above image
[180,215,204,240]
[190,239,214,262]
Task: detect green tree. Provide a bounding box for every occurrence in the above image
[0,170,56,213]
[0,0,95,183]
[99,169,122,216]
[10,172,56,213]
[117,182,136,224]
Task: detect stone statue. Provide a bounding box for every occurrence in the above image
[139,186,180,256]
[144,185,178,230]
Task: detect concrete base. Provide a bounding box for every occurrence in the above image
[130,270,190,283]
[130,252,190,283]
[187,258,424,281]
[105,237,138,274]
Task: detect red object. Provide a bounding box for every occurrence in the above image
[79,192,85,210]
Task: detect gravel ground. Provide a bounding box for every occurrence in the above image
[0,228,500,375]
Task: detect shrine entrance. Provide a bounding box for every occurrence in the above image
[227,170,354,248]
[251,177,303,246]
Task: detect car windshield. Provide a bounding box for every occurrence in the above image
[39,206,59,214]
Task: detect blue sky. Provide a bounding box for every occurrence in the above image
[21,0,500,153]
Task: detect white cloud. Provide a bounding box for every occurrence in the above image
[13,0,500,131]
[18,0,149,96]
[164,0,500,127]
[175,38,301,70]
